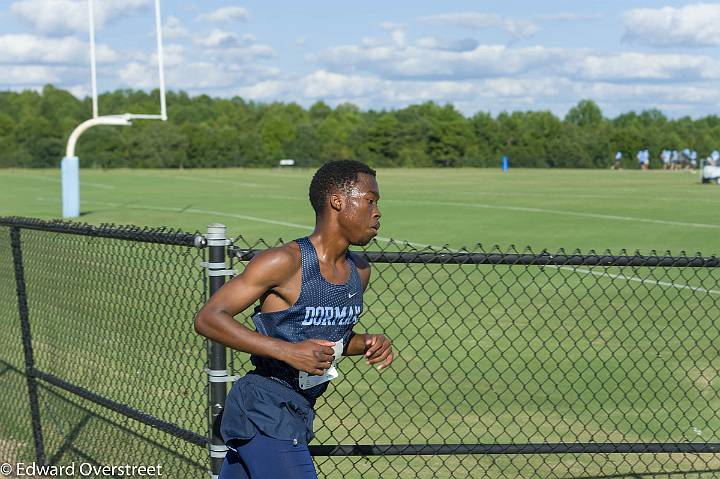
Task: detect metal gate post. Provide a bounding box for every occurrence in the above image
[202,224,237,478]
[9,227,45,464]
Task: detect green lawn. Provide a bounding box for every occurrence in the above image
[0,167,718,254]
[1,168,719,478]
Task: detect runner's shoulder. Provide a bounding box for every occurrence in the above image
[348,251,371,288]
[348,250,370,270]
[246,241,302,285]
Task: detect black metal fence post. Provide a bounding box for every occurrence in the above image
[202,224,236,478]
[9,226,45,464]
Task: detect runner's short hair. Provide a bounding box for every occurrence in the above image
[309,160,376,214]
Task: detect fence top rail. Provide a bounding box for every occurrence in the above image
[229,246,720,268]
[0,216,200,247]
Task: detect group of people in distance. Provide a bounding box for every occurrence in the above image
[658,148,701,171]
[612,148,720,183]
[702,150,720,184]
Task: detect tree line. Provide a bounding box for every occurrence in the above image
[2,84,720,169]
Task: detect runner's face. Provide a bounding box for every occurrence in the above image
[338,173,381,246]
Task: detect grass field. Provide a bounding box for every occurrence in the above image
[0,167,718,254]
[1,167,720,478]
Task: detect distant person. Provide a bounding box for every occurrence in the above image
[637,149,649,170]
[661,149,671,170]
[195,160,393,478]
[682,148,692,170]
[690,150,698,171]
[613,151,622,169]
[671,150,680,170]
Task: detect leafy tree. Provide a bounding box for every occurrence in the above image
[565,99,604,128]
[4,85,720,169]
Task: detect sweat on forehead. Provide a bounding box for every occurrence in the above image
[336,179,366,196]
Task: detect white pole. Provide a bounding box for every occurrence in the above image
[61,156,80,217]
[154,0,167,121]
[66,116,132,159]
[62,115,131,218]
[88,0,98,118]
[63,1,165,218]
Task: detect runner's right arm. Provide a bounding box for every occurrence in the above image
[194,248,335,375]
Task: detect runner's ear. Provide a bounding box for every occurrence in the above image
[329,192,343,212]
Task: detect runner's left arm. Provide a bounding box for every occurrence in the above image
[343,256,394,370]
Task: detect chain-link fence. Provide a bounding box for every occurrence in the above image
[229,237,720,479]
[0,217,208,478]
[1,217,719,478]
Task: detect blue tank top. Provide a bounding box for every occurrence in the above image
[249,237,363,401]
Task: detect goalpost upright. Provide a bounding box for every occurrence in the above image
[62,0,167,218]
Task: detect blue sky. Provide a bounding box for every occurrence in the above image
[2,1,720,118]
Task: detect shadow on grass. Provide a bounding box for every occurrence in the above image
[37,382,205,471]
[46,413,91,465]
[563,465,720,479]
[0,361,18,379]
[0,360,205,473]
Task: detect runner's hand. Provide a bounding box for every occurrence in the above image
[364,334,393,370]
[284,339,335,375]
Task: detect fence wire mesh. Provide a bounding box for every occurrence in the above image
[0,225,35,466]
[1,218,719,479]
[0,218,209,477]
[229,236,720,479]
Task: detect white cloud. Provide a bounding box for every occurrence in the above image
[315,33,720,87]
[217,44,275,63]
[573,52,720,81]
[422,12,497,29]
[503,20,539,39]
[228,65,720,118]
[234,80,290,100]
[194,29,255,48]
[623,3,720,47]
[538,12,602,22]
[233,70,567,109]
[10,0,149,35]
[118,62,156,88]
[316,42,566,80]
[121,61,245,90]
[197,6,248,23]
[302,70,381,98]
[191,30,273,63]
[417,36,479,52]
[359,37,385,48]
[163,16,187,40]
[483,77,567,98]
[1,65,61,85]
[576,82,720,110]
[380,21,404,31]
[120,54,279,93]
[0,34,117,64]
[421,12,539,39]
[66,84,90,98]
[145,44,186,68]
[391,29,406,48]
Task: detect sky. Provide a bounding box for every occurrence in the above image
[2,0,720,118]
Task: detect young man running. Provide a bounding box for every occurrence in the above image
[194,160,394,478]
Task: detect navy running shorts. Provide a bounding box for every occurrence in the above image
[219,432,318,479]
